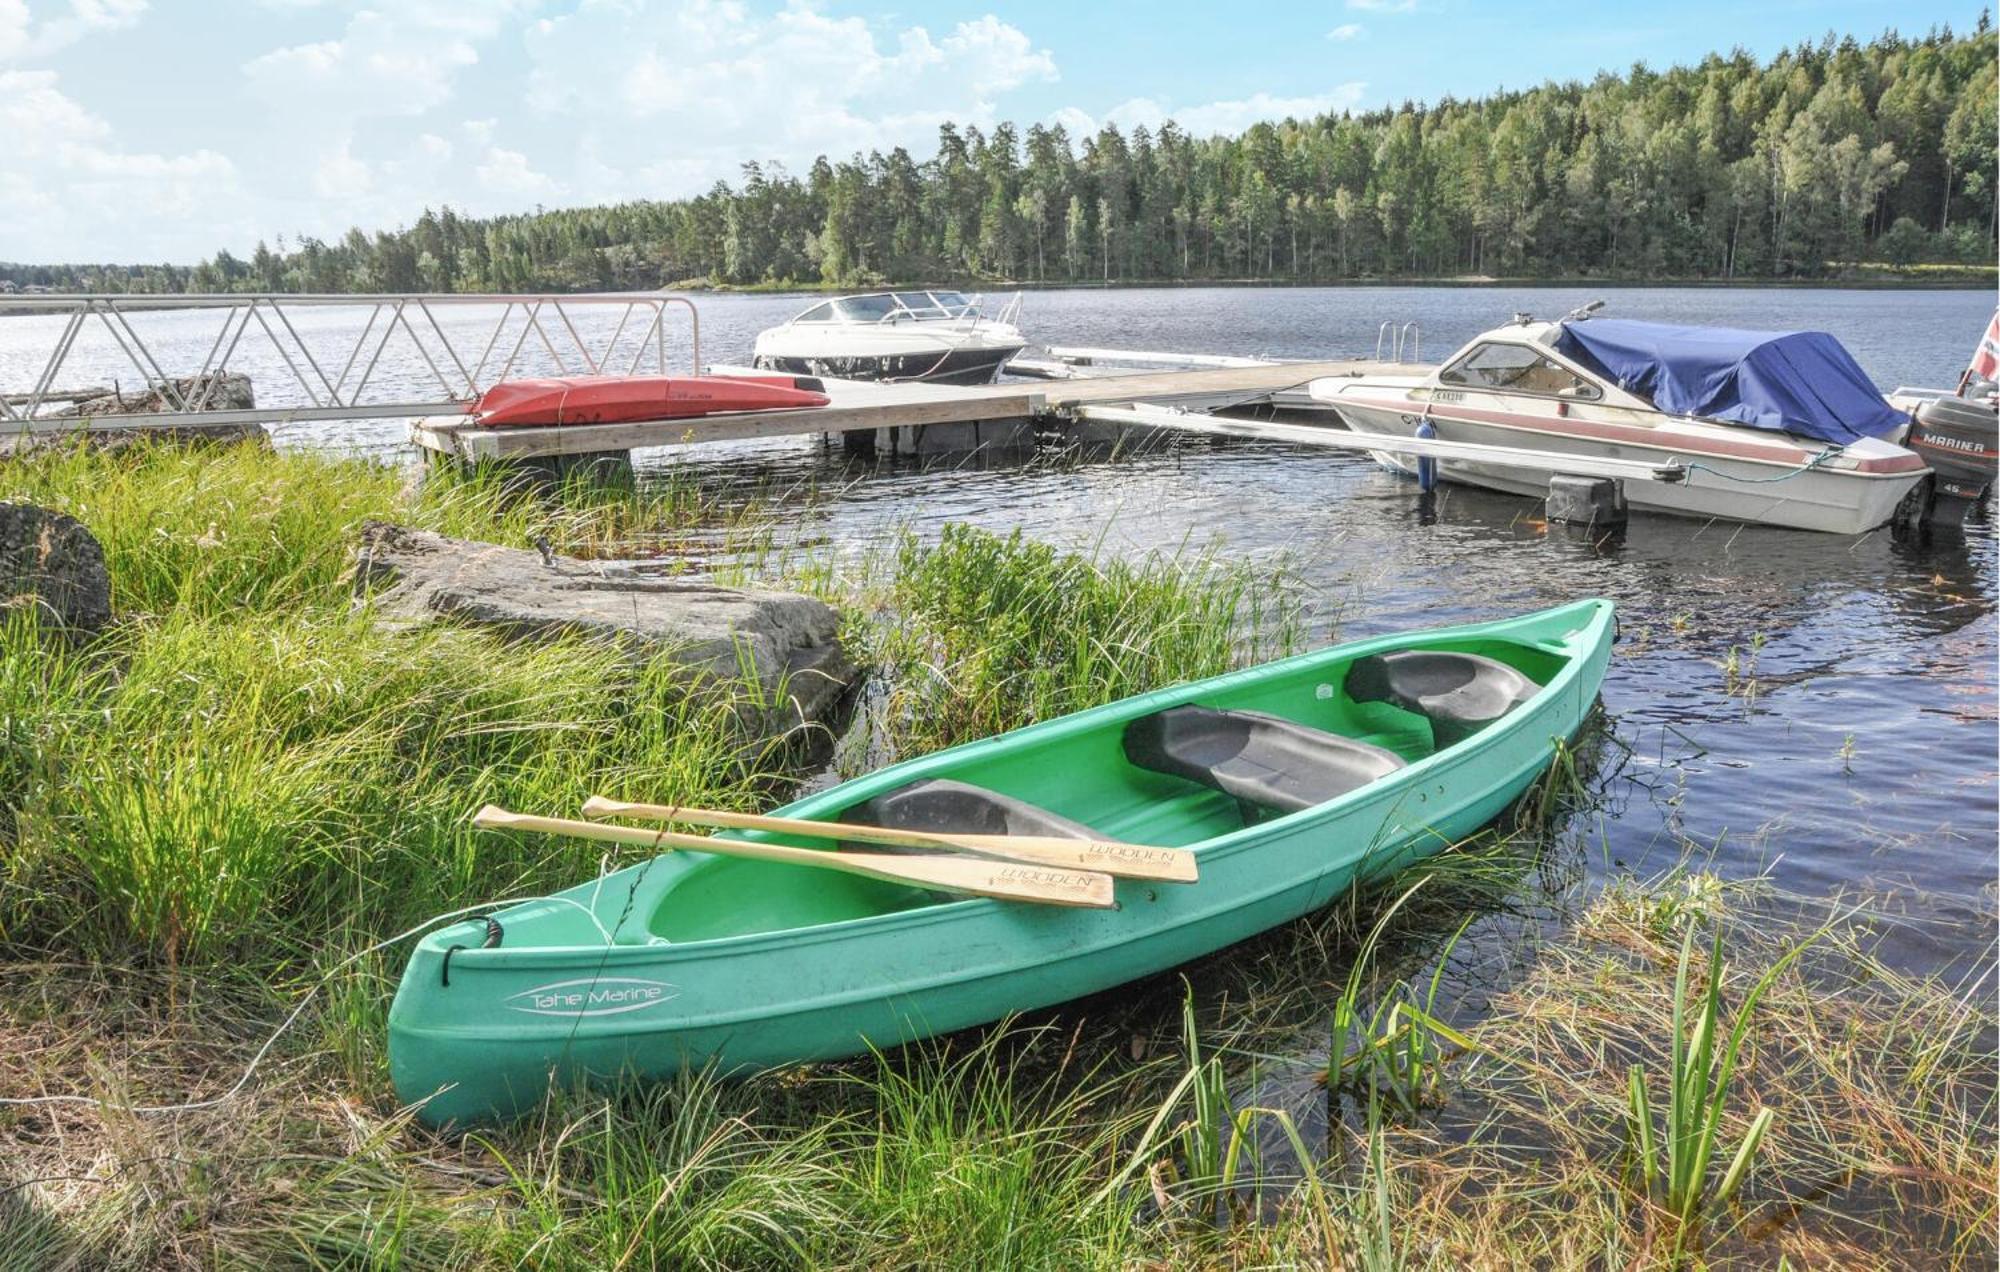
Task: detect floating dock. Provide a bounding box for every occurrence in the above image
[406,359,1383,464]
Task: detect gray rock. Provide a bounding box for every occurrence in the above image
[353,522,854,735]
[4,373,265,458]
[54,372,255,418]
[0,502,111,635]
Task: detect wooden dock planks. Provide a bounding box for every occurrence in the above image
[408,359,1385,460]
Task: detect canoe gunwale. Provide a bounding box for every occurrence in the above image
[423,599,1615,969]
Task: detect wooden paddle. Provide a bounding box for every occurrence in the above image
[580,796,1199,883]
[471,805,1116,909]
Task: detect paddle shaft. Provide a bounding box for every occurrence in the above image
[581,797,1197,883]
[472,806,1115,909]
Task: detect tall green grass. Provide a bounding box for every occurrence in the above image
[860,523,1303,758]
[0,444,790,968]
[4,608,781,967]
[0,443,729,620]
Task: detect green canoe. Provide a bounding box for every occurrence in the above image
[389,599,1614,1125]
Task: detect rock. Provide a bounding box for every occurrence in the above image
[2,374,266,459]
[55,372,255,418]
[0,502,112,636]
[352,522,855,735]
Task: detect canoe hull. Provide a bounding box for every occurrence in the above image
[389,601,1613,1126]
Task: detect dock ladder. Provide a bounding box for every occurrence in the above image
[1375,321,1422,363]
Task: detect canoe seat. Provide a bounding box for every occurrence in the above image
[844,777,1104,841]
[1344,651,1539,749]
[1122,705,1406,816]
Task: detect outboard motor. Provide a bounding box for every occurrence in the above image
[1907,395,1999,525]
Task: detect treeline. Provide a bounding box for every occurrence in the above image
[7,20,1995,294]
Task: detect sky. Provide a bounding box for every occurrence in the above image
[0,0,1986,264]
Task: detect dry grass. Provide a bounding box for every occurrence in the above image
[1318,875,1999,1269]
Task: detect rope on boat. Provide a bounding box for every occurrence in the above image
[0,896,617,1118]
[1681,445,1843,484]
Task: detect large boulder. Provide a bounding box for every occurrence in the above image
[0,502,112,636]
[352,522,854,735]
[3,374,266,458]
[54,372,255,418]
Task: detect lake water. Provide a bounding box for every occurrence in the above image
[3,285,1994,980]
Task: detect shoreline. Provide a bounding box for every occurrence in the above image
[681,271,1998,295]
[2,271,1991,313]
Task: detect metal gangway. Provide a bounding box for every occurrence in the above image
[0,292,700,434]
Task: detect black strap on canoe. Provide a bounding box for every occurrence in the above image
[441,915,504,987]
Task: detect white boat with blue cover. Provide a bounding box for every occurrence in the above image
[1308,310,1977,534]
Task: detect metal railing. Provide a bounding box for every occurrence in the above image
[0,292,700,433]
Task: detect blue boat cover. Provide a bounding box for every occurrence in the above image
[1553,319,1906,445]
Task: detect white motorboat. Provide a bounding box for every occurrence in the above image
[1308,306,1995,535]
[751,291,1026,385]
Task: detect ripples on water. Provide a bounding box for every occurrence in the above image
[2,285,1992,972]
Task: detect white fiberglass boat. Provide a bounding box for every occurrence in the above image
[1309,307,1994,535]
[752,291,1025,385]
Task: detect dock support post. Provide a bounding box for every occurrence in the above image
[839,428,877,460]
[1545,475,1627,528]
[424,447,634,487]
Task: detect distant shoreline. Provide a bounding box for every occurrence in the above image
[680,273,1997,296]
[3,272,1990,315]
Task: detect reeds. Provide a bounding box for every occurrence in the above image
[858,523,1304,759]
[1623,919,1801,1258]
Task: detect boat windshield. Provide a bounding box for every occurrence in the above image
[892,292,954,318]
[824,291,981,323]
[832,294,899,322]
[1440,342,1601,399]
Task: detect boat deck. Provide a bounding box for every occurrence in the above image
[408,359,1384,461]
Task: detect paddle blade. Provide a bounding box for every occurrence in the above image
[949,834,1200,883]
[856,853,1116,908]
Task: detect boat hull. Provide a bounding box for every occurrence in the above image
[1324,397,1920,535]
[472,375,828,427]
[389,602,1614,1126]
[752,345,1023,386]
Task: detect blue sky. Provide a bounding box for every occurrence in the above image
[1,0,1985,263]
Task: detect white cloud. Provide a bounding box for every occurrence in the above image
[312,140,372,197]
[1327,23,1364,41]
[1062,85,1368,140]
[523,3,1056,198]
[1347,0,1415,10]
[0,0,145,62]
[0,67,239,257]
[1045,105,1096,137]
[0,67,107,153]
[243,11,478,116]
[59,145,231,181]
[475,146,559,198]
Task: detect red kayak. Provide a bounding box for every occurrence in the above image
[472,375,829,428]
